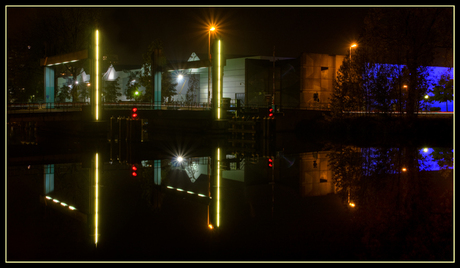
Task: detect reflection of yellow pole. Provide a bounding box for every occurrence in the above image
[216,148,220,227]
[95,153,99,246]
[207,156,211,229]
[347,186,350,204]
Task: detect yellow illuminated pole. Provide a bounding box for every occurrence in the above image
[208,27,215,106]
[95,30,99,121]
[217,40,221,119]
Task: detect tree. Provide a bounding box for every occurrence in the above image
[185,74,200,103]
[139,39,167,103]
[103,76,122,102]
[361,62,399,114]
[429,71,453,112]
[7,37,44,103]
[361,8,453,116]
[56,84,71,102]
[328,51,364,119]
[125,70,141,100]
[79,83,90,103]
[161,72,177,103]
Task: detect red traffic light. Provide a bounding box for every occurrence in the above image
[131,165,138,176]
[268,158,273,168]
[268,107,274,117]
[132,107,138,118]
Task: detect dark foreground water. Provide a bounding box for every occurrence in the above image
[6,123,453,262]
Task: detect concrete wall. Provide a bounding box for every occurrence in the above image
[300,53,345,109]
[195,57,246,103]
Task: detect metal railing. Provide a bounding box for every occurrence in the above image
[7,101,333,113]
[7,102,90,113]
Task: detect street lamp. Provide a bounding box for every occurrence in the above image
[350,43,357,61]
[208,26,216,105]
[424,94,430,112]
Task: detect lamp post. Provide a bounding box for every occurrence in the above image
[424,94,429,112]
[208,27,215,106]
[350,43,357,61]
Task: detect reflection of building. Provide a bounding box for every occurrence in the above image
[299,151,336,196]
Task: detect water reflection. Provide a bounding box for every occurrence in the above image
[327,144,453,260]
[7,127,453,261]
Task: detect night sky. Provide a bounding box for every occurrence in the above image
[7,6,369,65]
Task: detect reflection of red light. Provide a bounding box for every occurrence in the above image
[132,113,138,118]
[132,172,137,177]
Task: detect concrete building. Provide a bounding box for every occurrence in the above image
[55,52,453,111]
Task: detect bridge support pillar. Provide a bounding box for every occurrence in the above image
[151,48,162,110]
[44,67,55,108]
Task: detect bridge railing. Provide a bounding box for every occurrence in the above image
[7,102,90,113]
[103,102,213,110]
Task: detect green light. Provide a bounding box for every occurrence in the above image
[135,91,139,95]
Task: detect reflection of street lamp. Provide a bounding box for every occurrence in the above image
[208,26,216,105]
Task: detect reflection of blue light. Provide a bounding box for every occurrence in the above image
[281,154,295,168]
[361,147,453,174]
[418,148,454,171]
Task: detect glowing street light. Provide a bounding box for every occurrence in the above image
[208,26,216,105]
[177,156,184,163]
[350,43,357,61]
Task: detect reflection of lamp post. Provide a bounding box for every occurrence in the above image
[348,187,355,208]
[208,27,216,106]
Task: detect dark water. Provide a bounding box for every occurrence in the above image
[6,122,453,262]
